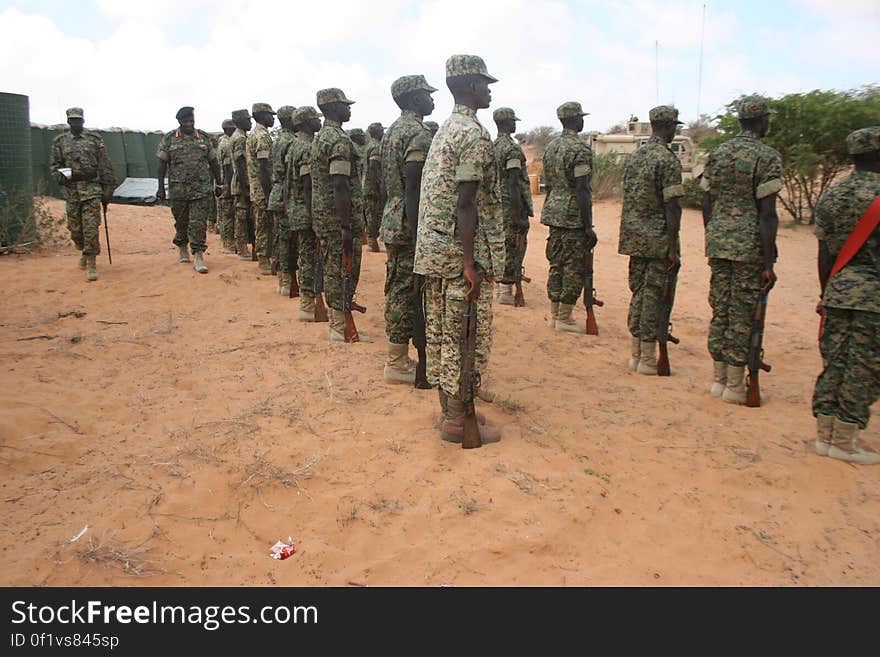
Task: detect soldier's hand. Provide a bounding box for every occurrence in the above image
[585,228,598,251]
[761,268,777,295]
[156,185,166,201]
[464,263,481,302]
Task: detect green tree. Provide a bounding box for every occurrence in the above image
[521,125,559,159]
[700,87,880,224]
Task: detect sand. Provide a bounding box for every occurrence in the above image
[0,195,877,586]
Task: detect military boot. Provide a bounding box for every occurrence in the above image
[384,342,416,384]
[78,253,86,270]
[498,284,515,306]
[440,399,501,444]
[258,257,272,275]
[193,251,208,274]
[722,365,747,405]
[178,245,190,263]
[85,255,98,282]
[628,336,641,372]
[329,308,346,342]
[236,242,251,260]
[814,413,834,457]
[298,295,316,322]
[278,271,291,296]
[710,361,727,397]
[827,418,880,465]
[554,303,586,333]
[221,239,235,254]
[548,301,559,328]
[367,237,381,253]
[637,340,658,375]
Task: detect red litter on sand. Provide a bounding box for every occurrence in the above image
[270,537,296,560]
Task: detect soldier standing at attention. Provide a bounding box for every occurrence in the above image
[229,109,253,259]
[349,128,368,252]
[267,105,297,294]
[156,106,222,274]
[49,107,116,282]
[310,88,364,342]
[217,119,236,254]
[286,106,323,321]
[247,103,276,274]
[540,101,598,332]
[380,74,437,384]
[492,107,533,306]
[812,126,880,465]
[424,121,439,139]
[618,105,684,374]
[414,55,504,444]
[363,122,385,252]
[701,95,781,404]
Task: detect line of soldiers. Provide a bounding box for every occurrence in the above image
[47,55,880,459]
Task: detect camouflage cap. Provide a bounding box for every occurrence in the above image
[846,126,880,155]
[557,101,589,120]
[292,106,321,126]
[252,102,276,115]
[231,109,251,121]
[493,107,521,122]
[737,95,775,119]
[221,119,235,129]
[368,122,385,132]
[649,105,684,124]
[391,74,438,100]
[317,88,355,106]
[66,107,84,119]
[276,105,296,120]
[348,128,365,138]
[445,54,498,82]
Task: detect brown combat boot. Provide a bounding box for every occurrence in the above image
[278,271,291,296]
[329,308,346,342]
[628,336,641,372]
[193,251,208,273]
[497,284,515,305]
[85,255,98,282]
[384,342,415,384]
[637,340,658,375]
[814,413,834,457]
[236,242,251,260]
[440,399,501,444]
[722,365,748,405]
[367,237,381,252]
[298,295,315,322]
[827,418,880,465]
[710,361,727,397]
[548,301,559,327]
[554,303,586,333]
[177,245,190,263]
[258,257,272,275]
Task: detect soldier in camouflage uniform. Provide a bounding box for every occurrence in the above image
[309,88,364,341]
[363,122,385,252]
[247,102,276,274]
[425,121,439,139]
[217,119,236,253]
[285,106,323,321]
[156,106,222,274]
[812,126,880,465]
[701,95,782,404]
[267,105,297,294]
[540,101,598,333]
[49,107,116,282]
[349,128,368,251]
[414,54,505,444]
[618,105,685,374]
[229,109,253,259]
[492,107,533,306]
[380,74,437,384]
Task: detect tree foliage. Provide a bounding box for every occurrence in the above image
[519,125,559,159]
[700,87,880,224]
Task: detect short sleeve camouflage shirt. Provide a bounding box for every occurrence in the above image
[540,129,593,229]
[380,110,433,246]
[49,129,116,202]
[157,128,218,201]
[309,120,361,237]
[814,170,880,313]
[414,104,504,279]
[267,127,296,212]
[618,137,684,258]
[228,128,249,198]
[702,131,783,262]
[246,123,273,204]
[493,132,534,220]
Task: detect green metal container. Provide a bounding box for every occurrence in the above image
[144,131,163,178]
[96,128,127,186]
[0,92,34,245]
[30,125,48,196]
[123,130,149,178]
[44,124,67,198]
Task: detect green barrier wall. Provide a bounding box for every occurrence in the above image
[97,129,128,187]
[123,130,149,178]
[0,92,33,244]
[144,131,163,178]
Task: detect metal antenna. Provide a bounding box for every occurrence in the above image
[697,3,707,119]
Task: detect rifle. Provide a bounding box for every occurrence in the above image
[246,201,256,261]
[102,204,112,264]
[583,247,604,335]
[287,230,300,299]
[745,294,772,408]
[313,235,329,323]
[459,294,482,449]
[412,275,431,389]
[513,228,531,307]
[656,264,681,377]
[341,241,366,343]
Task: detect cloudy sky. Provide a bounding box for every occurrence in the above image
[1,0,877,136]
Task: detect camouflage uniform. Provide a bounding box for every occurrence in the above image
[268,106,297,269]
[284,109,319,293]
[414,94,504,397]
[363,130,383,239]
[246,103,276,262]
[618,112,684,341]
[701,117,782,366]
[309,89,361,312]
[812,131,880,429]
[348,129,366,230]
[49,112,116,257]
[425,121,439,139]
[381,92,435,345]
[216,125,235,247]
[156,127,218,254]
[540,108,592,305]
[493,112,533,284]
[228,115,251,254]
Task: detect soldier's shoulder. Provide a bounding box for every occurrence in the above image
[51,131,70,144]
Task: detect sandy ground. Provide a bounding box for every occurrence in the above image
[0,194,878,587]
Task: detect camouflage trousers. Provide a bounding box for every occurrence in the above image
[708,258,763,366]
[294,228,318,296]
[365,196,381,238]
[812,308,880,429]
[233,197,252,250]
[628,256,667,341]
[318,229,362,312]
[384,243,415,344]
[253,201,270,260]
[501,220,528,284]
[218,196,234,244]
[170,196,211,254]
[546,226,585,304]
[65,197,101,256]
[424,273,493,399]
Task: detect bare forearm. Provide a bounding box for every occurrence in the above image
[664,197,682,257]
[405,161,423,239]
[701,191,712,228]
[157,160,167,187]
[259,161,272,198]
[508,171,523,221]
[457,182,478,268]
[818,241,833,293]
[333,175,351,229]
[758,196,778,270]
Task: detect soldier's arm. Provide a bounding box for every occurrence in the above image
[205,135,221,186]
[662,157,684,266]
[302,171,312,222]
[758,194,779,293]
[258,142,272,199]
[701,191,712,228]
[507,167,524,227]
[404,160,424,239]
[366,158,381,198]
[573,146,596,248]
[49,138,66,186]
[817,241,833,296]
[156,136,169,201]
[235,154,248,197]
[96,139,115,201]
[457,180,480,301]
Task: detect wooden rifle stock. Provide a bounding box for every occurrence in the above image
[583,248,603,335]
[288,230,300,299]
[745,294,772,408]
[341,248,363,343]
[313,236,329,322]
